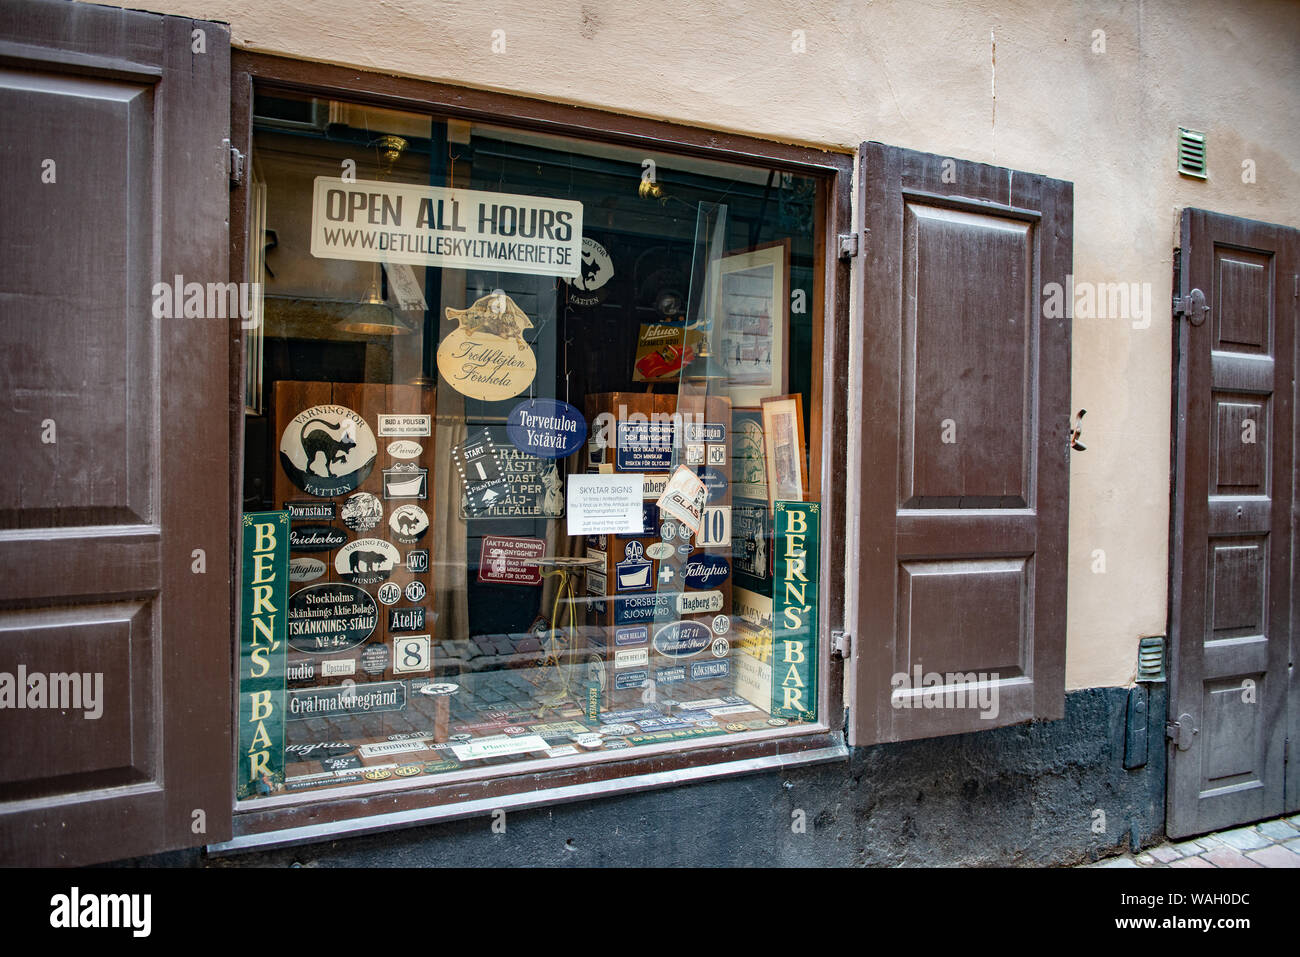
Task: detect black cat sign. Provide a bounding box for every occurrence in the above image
[279,404,378,497]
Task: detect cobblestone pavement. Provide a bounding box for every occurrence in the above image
[1085,814,1300,868]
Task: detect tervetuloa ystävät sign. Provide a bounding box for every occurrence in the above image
[238,511,289,799]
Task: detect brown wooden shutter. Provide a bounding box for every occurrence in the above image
[0,0,233,863]
[846,142,1072,745]
[1168,209,1297,837]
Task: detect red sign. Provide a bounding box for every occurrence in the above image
[477,535,546,586]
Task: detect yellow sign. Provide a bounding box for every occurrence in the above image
[437,292,537,401]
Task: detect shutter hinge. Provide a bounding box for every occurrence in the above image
[831,630,851,658]
[1172,287,1208,325]
[837,233,859,260]
[1165,713,1198,751]
[227,141,245,188]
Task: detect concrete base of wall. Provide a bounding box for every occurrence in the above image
[118,685,1167,867]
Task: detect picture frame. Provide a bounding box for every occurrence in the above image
[731,406,768,502]
[708,239,790,408]
[760,394,806,509]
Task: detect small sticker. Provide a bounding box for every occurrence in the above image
[360,643,391,675]
[685,444,705,465]
[711,636,730,657]
[725,722,747,732]
[376,582,401,605]
[386,440,423,459]
[341,491,384,532]
[388,607,426,632]
[566,237,615,307]
[289,524,347,552]
[660,521,677,541]
[615,647,649,669]
[388,503,429,544]
[645,542,675,561]
[363,768,392,781]
[707,444,727,466]
[377,413,432,436]
[287,501,335,522]
[691,659,730,679]
[405,580,426,602]
[321,659,356,676]
[393,635,431,674]
[677,590,724,615]
[712,614,730,636]
[383,464,428,500]
[394,764,423,777]
[335,538,401,585]
[289,556,327,582]
[406,549,429,573]
[615,625,648,647]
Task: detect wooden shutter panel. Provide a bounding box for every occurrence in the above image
[847,142,1072,745]
[0,0,232,864]
[1168,209,1297,837]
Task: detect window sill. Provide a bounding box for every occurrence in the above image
[208,726,846,856]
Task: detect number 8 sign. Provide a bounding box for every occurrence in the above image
[393,635,431,674]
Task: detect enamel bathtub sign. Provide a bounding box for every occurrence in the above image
[310,178,584,279]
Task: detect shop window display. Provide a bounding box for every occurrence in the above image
[238,93,823,799]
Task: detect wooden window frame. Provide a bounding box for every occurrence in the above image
[218,52,854,853]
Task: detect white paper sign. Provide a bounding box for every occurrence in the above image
[311,177,583,278]
[566,473,644,536]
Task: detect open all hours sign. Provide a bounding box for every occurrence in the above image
[311,177,584,279]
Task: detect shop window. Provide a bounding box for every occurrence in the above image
[237,92,830,801]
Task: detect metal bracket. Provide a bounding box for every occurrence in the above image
[1166,713,1198,751]
[1173,287,1208,325]
[831,630,850,658]
[227,142,245,188]
[837,233,858,261]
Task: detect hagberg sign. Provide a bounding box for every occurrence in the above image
[310,178,584,279]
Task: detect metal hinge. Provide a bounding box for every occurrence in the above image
[1172,287,1208,325]
[831,630,851,658]
[1166,713,1198,751]
[227,142,245,187]
[838,233,858,260]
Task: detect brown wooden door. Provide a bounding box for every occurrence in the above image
[847,142,1073,745]
[1168,209,1297,838]
[0,0,233,863]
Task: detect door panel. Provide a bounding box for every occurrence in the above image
[848,142,1072,745]
[1168,208,1297,838]
[0,0,232,864]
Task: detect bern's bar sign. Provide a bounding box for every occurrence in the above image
[772,502,819,720]
[238,512,289,799]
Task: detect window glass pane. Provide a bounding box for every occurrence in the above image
[238,92,823,799]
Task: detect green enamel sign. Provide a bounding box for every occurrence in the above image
[772,502,819,721]
[237,511,289,799]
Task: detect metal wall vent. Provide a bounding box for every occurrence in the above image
[1137,636,1166,682]
[1177,128,1207,179]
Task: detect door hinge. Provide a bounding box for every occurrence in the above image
[1166,713,1198,751]
[1172,287,1208,325]
[837,233,858,260]
[227,142,245,188]
[831,630,851,658]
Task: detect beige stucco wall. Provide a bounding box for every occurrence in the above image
[94,0,1300,689]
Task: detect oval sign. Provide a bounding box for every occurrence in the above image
[697,466,728,499]
[289,524,347,552]
[652,620,712,659]
[388,504,429,544]
[387,440,423,460]
[287,582,377,654]
[278,404,377,497]
[645,541,676,561]
[437,293,537,401]
[505,398,587,458]
[684,554,730,589]
[334,538,401,585]
[288,556,326,582]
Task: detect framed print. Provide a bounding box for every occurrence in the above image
[732,406,767,502]
[709,239,790,407]
[760,394,806,508]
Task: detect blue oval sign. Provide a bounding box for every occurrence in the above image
[652,620,712,659]
[683,554,730,589]
[506,398,587,459]
[697,466,728,499]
